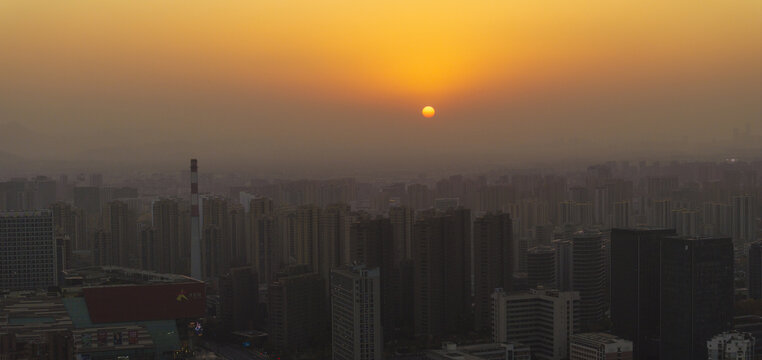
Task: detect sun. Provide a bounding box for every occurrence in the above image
[422,106,435,118]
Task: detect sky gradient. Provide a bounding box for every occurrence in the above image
[0,1,760,173]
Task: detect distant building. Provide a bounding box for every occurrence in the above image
[73,186,101,214]
[569,332,633,360]
[248,197,279,283]
[472,211,513,334]
[152,198,181,274]
[0,210,58,290]
[427,342,530,360]
[433,198,459,212]
[527,246,555,289]
[201,196,230,277]
[49,202,86,251]
[492,288,579,360]
[331,265,383,360]
[138,225,156,270]
[671,208,699,237]
[104,200,137,268]
[732,195,756,245]
[707,331,754,360]
[318,203,352,300]
[612,201,631,228]
[553,239,573,291]
[749,241,762,300]
[660,236,734,360]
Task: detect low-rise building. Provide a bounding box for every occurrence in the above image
[569,333,632,360]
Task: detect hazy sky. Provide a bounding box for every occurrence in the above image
[0,1,760,173]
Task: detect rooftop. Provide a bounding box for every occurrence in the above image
[62,266,202,288]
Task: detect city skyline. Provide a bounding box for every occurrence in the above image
[1,1,761,359]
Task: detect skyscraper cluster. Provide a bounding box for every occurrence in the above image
[1,158,760,359]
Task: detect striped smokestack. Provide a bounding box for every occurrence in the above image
[190,159,202,279]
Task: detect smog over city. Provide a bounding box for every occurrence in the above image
[0,1,760,359]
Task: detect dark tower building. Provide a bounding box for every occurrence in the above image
[412,208,471,336]
[350,216,401,338]
[202,225,221,279]
[202,196,230,276]
[472,211,513,334]
[267,264,325,351]
[105,200,137,267]
[220,266,259,331]
[228,203,247,267]
[139,225,157,271]
[660,236,733,360]
[527,245,556,289]
[610,228,676,360]
[249,197,278,283]
[750,241,762,300]
[152,198,180,274]
[571,231,606,330]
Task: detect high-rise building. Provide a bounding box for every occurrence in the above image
[89,173,103,187]
[138,225,156,271]
[349,216,401,337]
[750,241,762,300]
[331,265,383,360]
[527,246,556,289]
[228,203,247,267]
[413,208,471,336]
[49,202,86,251]
[649,199,672,228]
[295,204,320,269]
[92,230,112,266]
[32,177,58,210]
[190,159,201,280]
[267,264,325,351]
[706,331,755,360]
[249,197,279,283]
[104,200,137,267]
[472,211,513,333]
[553,239,573,291]
[406,183,432,211]
[202,196,230,275]
[73,186,101,215]
[612,201,631,228]
[569,333,633,360]
[703,202,732,237]
[660,236,733,360]
[610,228,676,360]
[201,224,221,279]
[732,195,756,245]
[647,177,678,200]
[389,205,413,260]
[670,208,699,237]
[568,231,606,330]
[0,210,58,290]
[492,288,579,360]
[317,203,351,298]
[219,266,259,331]
[151,198,180,274]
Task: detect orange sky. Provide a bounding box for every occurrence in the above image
[0,1,760,169]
